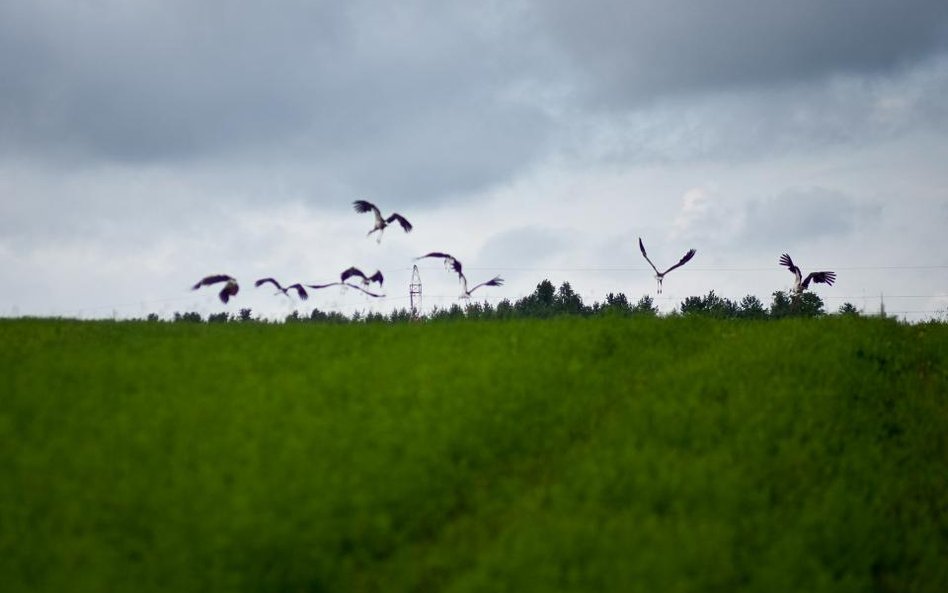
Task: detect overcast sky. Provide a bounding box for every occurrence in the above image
[2,0,947,320]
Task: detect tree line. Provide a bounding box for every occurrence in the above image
[155,279,867,324]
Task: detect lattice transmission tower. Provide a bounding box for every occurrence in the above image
[409,265,422,319]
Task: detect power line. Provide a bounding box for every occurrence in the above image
[406,264,948,273]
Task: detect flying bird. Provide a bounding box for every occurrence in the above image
[340,266,384,288]
[306,281,385,298]
[192,274,239,303]
[458,272,503,299]
[638,238,697,294]
[254,278,309,300]
[779,254,836,295]
[415,252,462,275]
[352,199,413,243]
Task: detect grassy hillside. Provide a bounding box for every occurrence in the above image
[1,317,946,592]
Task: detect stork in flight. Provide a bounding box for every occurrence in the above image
[457,272,503,299]
[779,254,836,295]
[415,252,462,276]
[352,200,413,243]
[638,238,697,294]
[306,281,384,298]
[340,266,384,289]
[254,278,309,300]
[192,274,239,303]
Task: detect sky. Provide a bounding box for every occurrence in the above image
[2,0,947,321]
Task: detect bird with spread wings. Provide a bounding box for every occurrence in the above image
[638,238,696,294]
[192,274,240,303]
[254,278,309,300]
[779,254,836,295]
[352,200,413,243]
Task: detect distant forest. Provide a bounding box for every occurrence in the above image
[158,279,869,324]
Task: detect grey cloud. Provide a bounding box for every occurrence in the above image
[0,1,553,204]
[2,0,947,220]
[476,226,573,268]
[739,187,881,249]
[554,55,948,166]
[534,0,948,107]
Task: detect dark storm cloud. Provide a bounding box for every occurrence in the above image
[534,0,948,107]
[0,2,348,159]
[2,0,947,213]
[0,1,552,203]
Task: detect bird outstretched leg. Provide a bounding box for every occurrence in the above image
[375,228,384,244]
[656,277,663,294]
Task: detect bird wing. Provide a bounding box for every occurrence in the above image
[287,284,309,300]
[340,266,365,283]
[368,271,384,286]
[662,249,696,275]
[219,282,239,303]
[803,271,836,288]
[342,282,384,297]
[450,259,463,275]
[638,238,661,275]
[254,277,283,290]
[352,200,380,217]
[193,274,233,289]
[416,251,452,260]
[306,282,342,290]
[386,213,413,232]
[470,276,504,293]
[779,253,800,274]
[779,253,803,284]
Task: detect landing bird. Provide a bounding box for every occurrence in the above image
[340,266,384,288]
[415,252,462,276]
[638,238,697,294]
[779,254,836,295]
[192,274,239,303]
[254,278,309,300]
[352,199,412,243]
[306,281,384,298]
[458,272,503,299]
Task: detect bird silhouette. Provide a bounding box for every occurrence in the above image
[457,272,503,299]
[415,252,462,276]
[352,200,412,243]
[638,238,696,294]
[779,254,836,295]
[254,277,309,300]
[192,274,239,303]
[340,266,384,288]
[306,281,384,298]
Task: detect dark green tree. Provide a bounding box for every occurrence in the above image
[208,312,229,323]
[515,280,557,318]
[554,282,586,315]
[173,311,203,323]
[770,290,825,318]
[631,295,658,316]
[494,299,515,319]
[838,302,860,316]
[738,295,767,319]
[680,291,738,318]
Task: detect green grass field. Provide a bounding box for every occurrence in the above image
[1,317,946,592]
